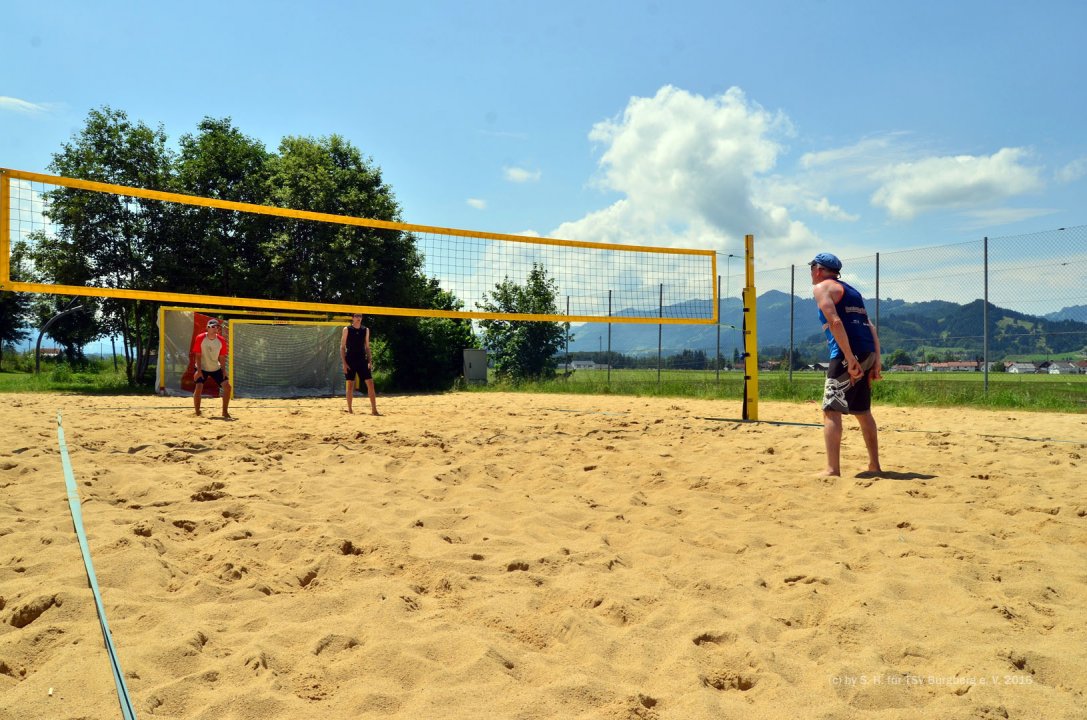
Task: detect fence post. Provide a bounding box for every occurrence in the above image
[983,237,989,392]
[789,265,795,382]
[565,295,570,382]
[875,252,880,332]
[657,283,663,387]
[716,274,721,384]
[607,289,612,386]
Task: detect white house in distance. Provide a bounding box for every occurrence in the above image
[559,360,610,371]
[1047,362,1078,375]
[1006,362,1037,374]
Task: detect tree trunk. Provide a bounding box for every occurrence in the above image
[120,311,135,385]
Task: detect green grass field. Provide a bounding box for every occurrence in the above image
[0,361,139,395]
[466,368,1087,413]
[3,361,1084,412]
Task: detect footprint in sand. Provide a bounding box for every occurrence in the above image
[9,595,60,628]
[700,668,757,691]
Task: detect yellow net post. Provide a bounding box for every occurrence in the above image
[742,234,759,421]
[0,172,9,286]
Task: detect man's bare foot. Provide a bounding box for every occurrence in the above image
[195,409,201,416]
[345,408,353,414]
[817,469,840,477]
[371,410,381,416]
[856,468,883,478]
[222,412,232,420]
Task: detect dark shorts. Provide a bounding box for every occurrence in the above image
[195,368,227,386]
[345,361,372,383]
[822,352,876,414]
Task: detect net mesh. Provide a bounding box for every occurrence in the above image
[159,309,345,399]
[230,321,345,399]
[2,169,717,323]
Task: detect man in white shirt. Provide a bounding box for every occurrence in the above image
[190,319,232,419]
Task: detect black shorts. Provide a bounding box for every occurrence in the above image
[822,352,876,414]
[344,361,372,383]
[195,368,227,386]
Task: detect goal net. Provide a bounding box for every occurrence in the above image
[158,308,347,399]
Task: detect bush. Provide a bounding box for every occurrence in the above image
[50,362,74,383]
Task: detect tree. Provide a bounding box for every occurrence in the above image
[0,244,31,371]
[382,280,478,390]
[30,296,98,367]
[887,348,913,367]
[174,117,274,297]
[28,110,472,389]
[478,264,567,381]
[264,134,417,305]
[33,106,175,383]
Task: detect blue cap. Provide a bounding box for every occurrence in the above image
[808,252,842,272]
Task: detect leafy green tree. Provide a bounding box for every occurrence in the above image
[887,348,913,367]
[33,106,175,383]
[667,349,708,370]
[174,117,274,297]
[382,281,478,390]
[264,134,416,305]
[30,296,99,367]
[28,111,472,389]
[478,264,567,381]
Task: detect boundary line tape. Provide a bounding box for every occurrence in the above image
[57,412,138,720]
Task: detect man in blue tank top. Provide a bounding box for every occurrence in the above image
[810,253,882,477]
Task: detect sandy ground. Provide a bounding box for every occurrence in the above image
[1,391,1085,720]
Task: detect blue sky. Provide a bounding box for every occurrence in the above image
[3,0,1086,270]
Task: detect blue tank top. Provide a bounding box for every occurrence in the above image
[817,280,875,358]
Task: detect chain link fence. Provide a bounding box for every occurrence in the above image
[554,225,1086,405]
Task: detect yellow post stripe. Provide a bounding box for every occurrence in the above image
[0,174,9,285]
[1,280,716,325]
[0,167,714,258]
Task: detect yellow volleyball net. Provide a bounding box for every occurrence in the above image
[1,167,718,324]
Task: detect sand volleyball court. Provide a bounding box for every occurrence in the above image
[1,392,1085,719]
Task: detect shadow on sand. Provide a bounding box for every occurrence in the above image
[855,470,936,481]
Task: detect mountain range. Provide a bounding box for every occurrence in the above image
[566,292,1087,361]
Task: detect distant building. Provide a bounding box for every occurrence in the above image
[1047,362,1077,375]
[923,361,979,372]
[1006,362,1037,374]
[560,360,609,371]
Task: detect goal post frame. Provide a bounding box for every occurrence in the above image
[226,318,346,401]
[156,305,338,394]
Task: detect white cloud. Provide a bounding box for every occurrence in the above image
[0,96,49,114]
[870,148,1044,220]
[556,85,811,259]
[800,134,910,171]
[959,207,1058,230]
[1056,157,1087,183]
[503,166,541,183]
[466,198,486,210]
[546,87,1057,285]
[805,197,859,222]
